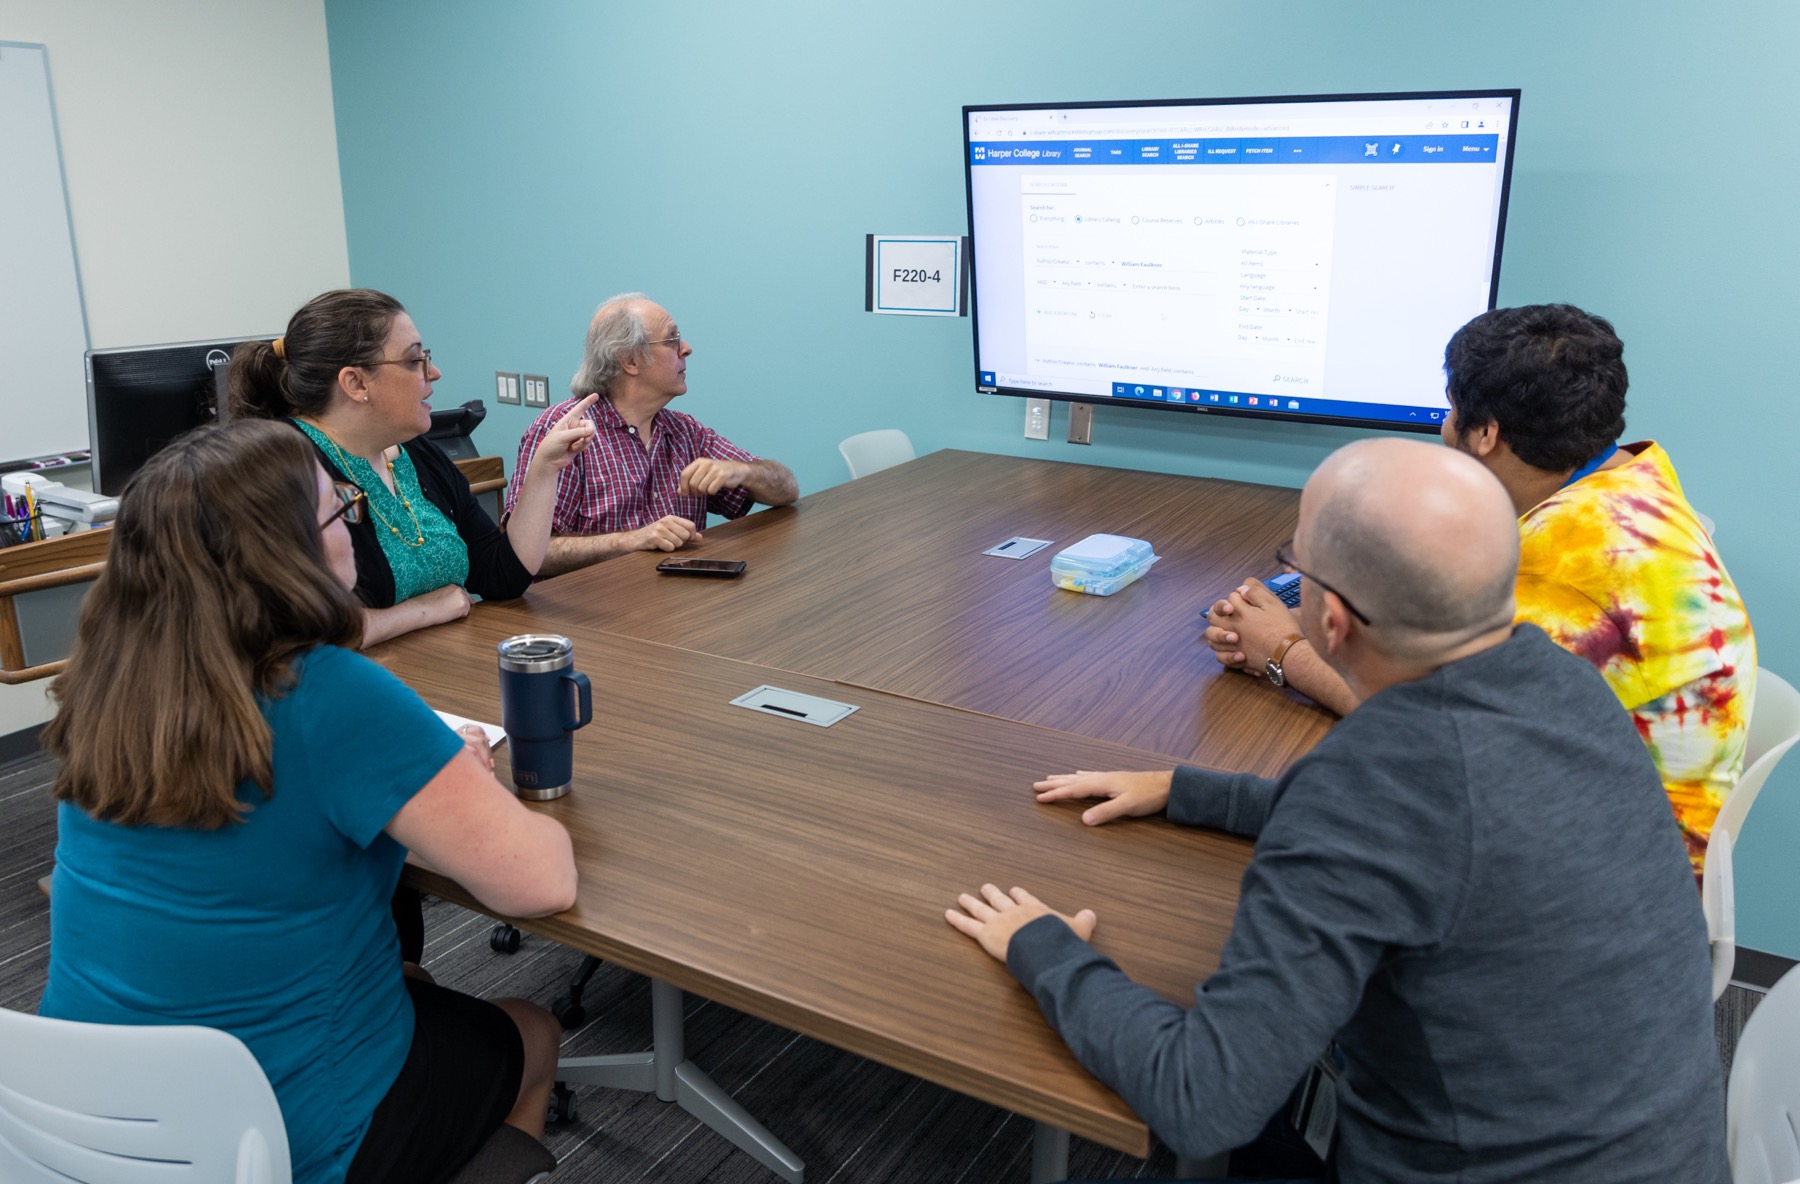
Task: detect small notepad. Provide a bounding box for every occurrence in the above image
[434,710,505,747]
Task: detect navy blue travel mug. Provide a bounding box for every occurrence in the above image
[497,634,593,800]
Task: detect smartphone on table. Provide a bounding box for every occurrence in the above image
[656,558,747,578]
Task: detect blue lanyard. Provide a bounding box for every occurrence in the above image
[1561,444,1619,489]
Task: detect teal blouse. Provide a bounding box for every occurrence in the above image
[294,421,468,602]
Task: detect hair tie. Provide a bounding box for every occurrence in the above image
[271,336,286,360]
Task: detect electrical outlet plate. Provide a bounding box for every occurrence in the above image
[522,374,550,408]
[495,371,521,405]
[1067,402,1094,445]
[1024,398,1050,440]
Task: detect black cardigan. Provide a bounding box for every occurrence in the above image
[303,430,533,608]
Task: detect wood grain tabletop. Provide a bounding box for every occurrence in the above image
[382,451,1334,1156]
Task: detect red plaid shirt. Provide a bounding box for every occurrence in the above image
[506,396,759,535]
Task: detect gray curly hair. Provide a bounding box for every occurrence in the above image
[570,292,653,397]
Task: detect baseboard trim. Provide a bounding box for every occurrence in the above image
[1732,947,1798,992]
[0,723,46,770]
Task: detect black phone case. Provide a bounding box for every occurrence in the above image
[656,561,745,578]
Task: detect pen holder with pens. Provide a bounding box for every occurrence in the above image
[0,511,46,548]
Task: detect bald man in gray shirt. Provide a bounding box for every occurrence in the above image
[948,440,1727,1184]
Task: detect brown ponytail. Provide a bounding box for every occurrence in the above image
[227,288,406,421]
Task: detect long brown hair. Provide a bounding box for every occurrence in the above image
[227,288,405,420]
[44,420,364,828]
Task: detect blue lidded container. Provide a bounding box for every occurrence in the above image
[1050,534,1160,596]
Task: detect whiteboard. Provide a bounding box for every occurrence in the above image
[0,42,89,467]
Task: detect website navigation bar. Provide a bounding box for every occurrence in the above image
[970,134,1498,166]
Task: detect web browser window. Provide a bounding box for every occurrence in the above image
[965,92,1519,430]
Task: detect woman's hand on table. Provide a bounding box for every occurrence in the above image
[456,724,494,773]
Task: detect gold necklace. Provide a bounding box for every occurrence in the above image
[317,429,427,547]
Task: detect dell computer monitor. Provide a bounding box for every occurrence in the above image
[85,337,272,496]
[964,89,1520,431]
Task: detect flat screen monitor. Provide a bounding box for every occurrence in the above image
[85,337,272,496]
[964,89,1520,431]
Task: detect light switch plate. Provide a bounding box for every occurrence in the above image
[495,371,521,405]
[1024,398,1050,440]
[522,374,550,408]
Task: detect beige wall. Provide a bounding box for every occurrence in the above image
[1,0,348,737]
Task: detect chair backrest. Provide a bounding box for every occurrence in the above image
[1703,825,1735,1001]
[0,1007,290,1184]
[1715,668,1800,848]
[0,525,111,686]
[1729,968,1800,1184]
[453,455,509,523]
[837,429,915,480]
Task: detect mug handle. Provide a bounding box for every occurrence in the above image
[563,671,593,731]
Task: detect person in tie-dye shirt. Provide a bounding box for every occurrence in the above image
[1183,305,1753,875]
[1438,305,1755,872]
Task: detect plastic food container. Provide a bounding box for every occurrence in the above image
[1050,534,1160,596]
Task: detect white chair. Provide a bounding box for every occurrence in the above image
[837,429,915,479]
[0,1008,554,1184]
[0,1008,290,1183]
[1728,968,1800,1184]
[1713,668,1800,853]
[1705,825,1736,1002]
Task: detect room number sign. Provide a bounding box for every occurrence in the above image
[865,235,968,317]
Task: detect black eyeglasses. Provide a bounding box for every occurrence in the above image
[364,348,432,374]
[1274,538,1371,626]
[322,483,366,528]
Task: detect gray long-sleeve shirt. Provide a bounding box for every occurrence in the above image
[1008,624,1727,1183]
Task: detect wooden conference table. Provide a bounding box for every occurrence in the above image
[381,450,1332,1181]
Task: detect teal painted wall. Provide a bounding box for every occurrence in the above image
[325,1,1799,949]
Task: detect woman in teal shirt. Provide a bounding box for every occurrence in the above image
[229,289,596,646]
[40,420,578,1184]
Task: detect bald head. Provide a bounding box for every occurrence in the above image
[1297,438,1519,662]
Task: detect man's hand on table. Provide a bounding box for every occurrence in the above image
[946,884,1097,963]
[1033,770,1174,825]
[1204,576,1304,673]
[629,515,701,552]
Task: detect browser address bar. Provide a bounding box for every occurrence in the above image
[976,123,1296,137]
[1060,124,1294,135]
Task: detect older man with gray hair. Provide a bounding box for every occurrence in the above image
[949,439,1726,1183]
[507,294,798,576]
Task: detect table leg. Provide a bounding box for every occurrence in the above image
[1030,1121,1069,1184]
[554,978,805,1183]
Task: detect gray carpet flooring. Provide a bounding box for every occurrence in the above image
[0,749,1763,1181]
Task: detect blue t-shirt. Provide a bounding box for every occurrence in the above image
[40,645,464,1184]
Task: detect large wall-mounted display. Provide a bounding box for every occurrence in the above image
[964,90,1520,432]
